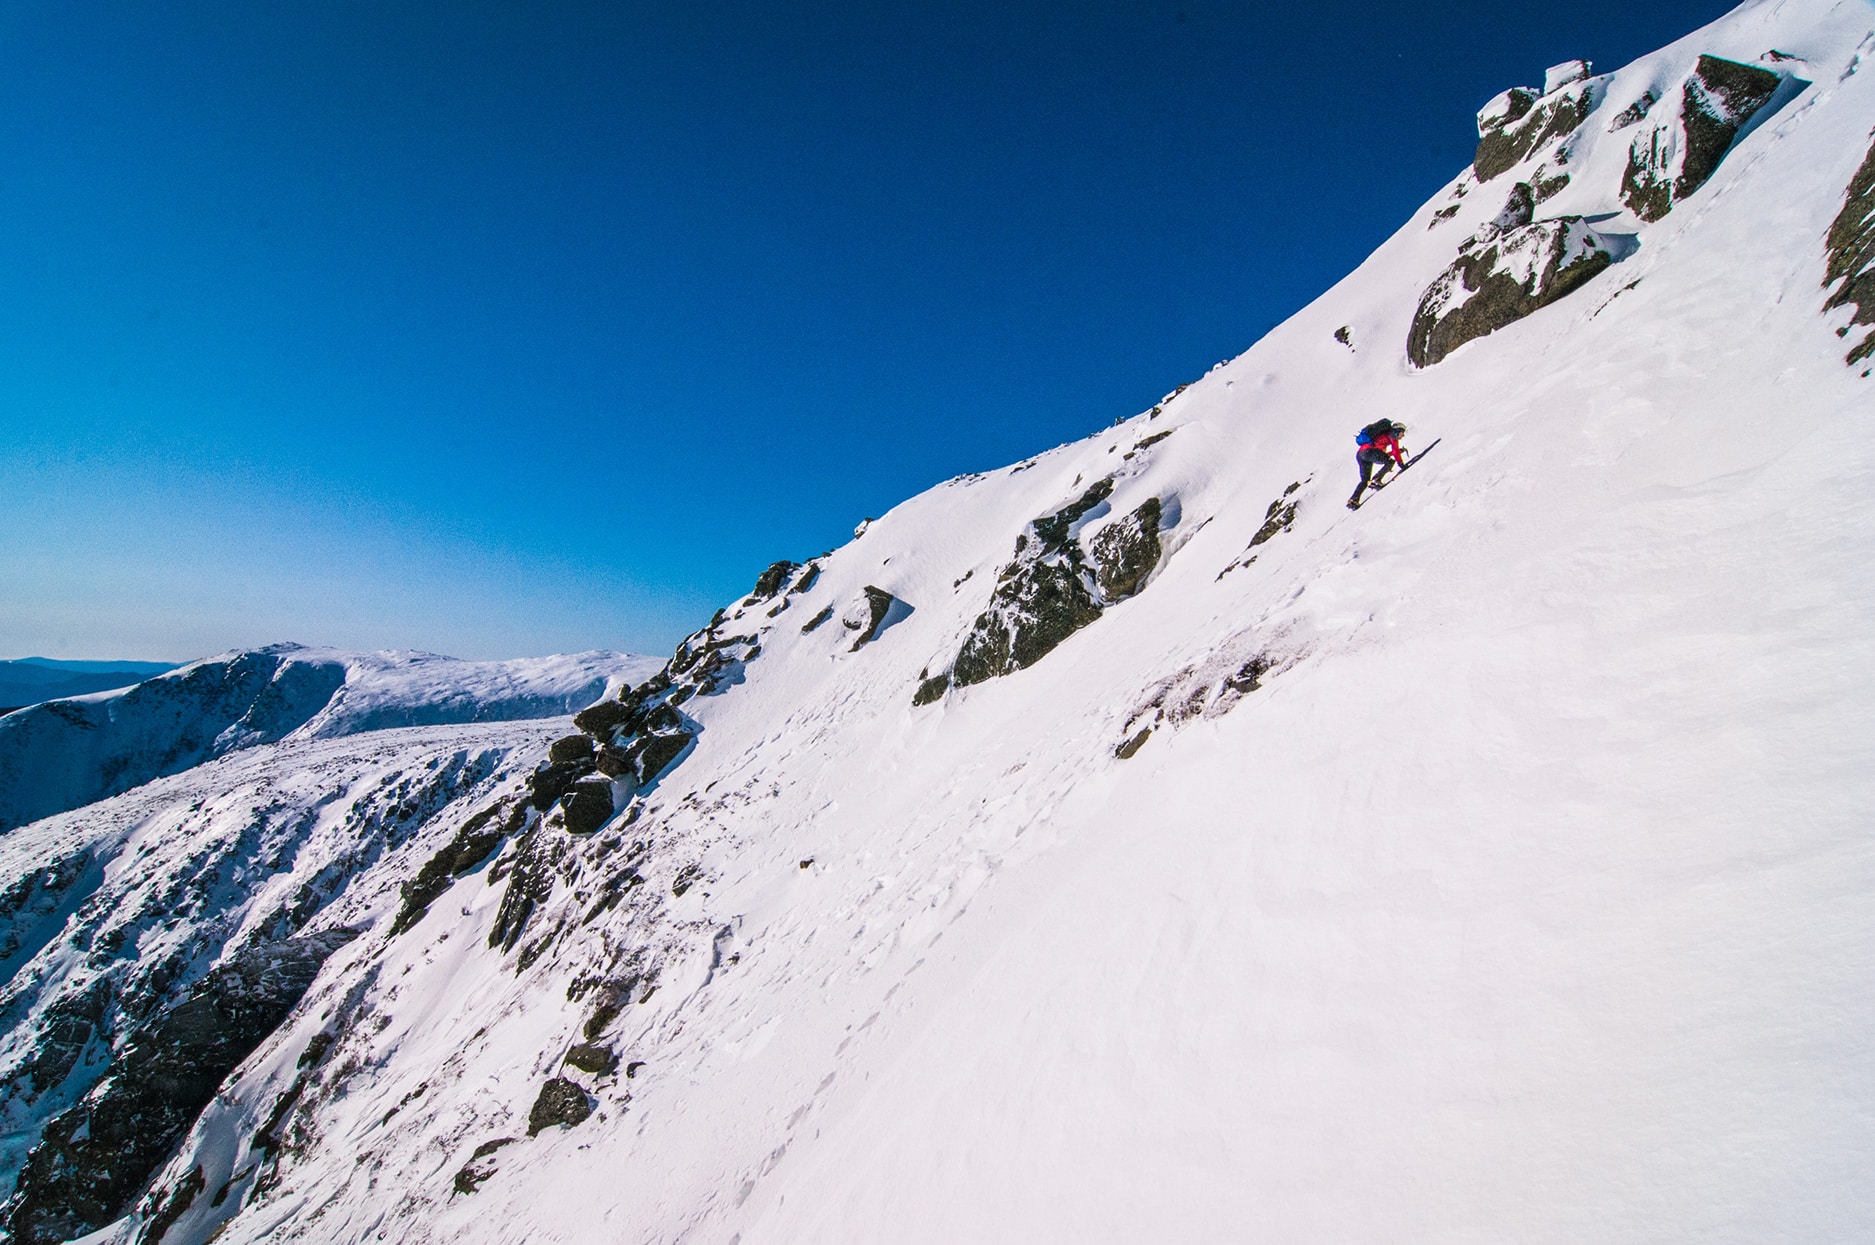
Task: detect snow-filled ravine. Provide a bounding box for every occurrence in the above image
[8,0,1875,1241]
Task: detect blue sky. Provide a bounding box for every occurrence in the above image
[1,0,1730,662]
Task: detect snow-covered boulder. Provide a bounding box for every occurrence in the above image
[1620,54,1784,221]
[1409,217,1617,366]
[1544,58,1592,93]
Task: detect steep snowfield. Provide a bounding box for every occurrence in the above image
[11,1,1875,1242]
[0,646,659,832]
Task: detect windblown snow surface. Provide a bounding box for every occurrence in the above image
[14,1,1875,1242]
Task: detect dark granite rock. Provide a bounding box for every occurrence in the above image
[752,560,796,599]
[392,802,524,935]
[527,758,594,812]
[1475,82,1596,181]
[633,733,692,784]
[593,744,634,778]
[526,1078,593,1136]
[548,734,594,764]
[563,1043,620,1077]
[560,778,616,836]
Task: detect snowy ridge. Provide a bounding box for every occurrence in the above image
[7,0,1875,1241]
[0,645,659,832]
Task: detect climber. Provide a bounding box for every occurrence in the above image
[1347,419,1408,508]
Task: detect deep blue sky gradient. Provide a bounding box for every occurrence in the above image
[2,0,1733,660]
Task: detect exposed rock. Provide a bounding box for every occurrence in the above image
[136,1164,204,1245]
[1248,495,1299,548]
[560,778,616,836]
[592,744,634,778]
[845,587,908,651]
[1409,218,1617,367]
[1608,89,1658,131]
[1531,169,1570,203]
[571,697,630,739]
[1115,728,1152,760]
[671,864,703,898]
[528,758,595,812]
[1090,498,1164,600]
[1476,86,1538,136]
[527,1078,593,1136]
[548,734,594,764]
[751,560,796,599]
[1621,55,1782,221]
[563,1043,619,1076]
[950,481,1113,689]
[3,931,356,1245]
[392,802,524,935]
[453,1138,515,1196]
[488,827,555,951]
[1823,130,1875,365]
[912,671,952,707]
[632,733,692,784]
[943,480,1169,693]
[791,563,821,594]
[1492,181,1536,230]
[801,605,834,634]
[1474,81,1597,181]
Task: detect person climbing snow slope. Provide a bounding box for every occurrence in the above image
[1347,419,1407,508]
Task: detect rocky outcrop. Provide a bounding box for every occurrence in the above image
[929,480,1169,699]
[1824,131,1875,365]
[1090,498,1164,600]
[1620,55,1782,221]
[1409,218,1617,367]
[559,778,617,836]
[526,1078,593,1136]
[2,931,355,1245]
[563,1043,619,1076]
[1474,74,1598,182]
[391,801,526,935]
[843,587,909,651]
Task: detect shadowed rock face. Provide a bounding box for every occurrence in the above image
[560,778,617,836]
[1621,55,1782,222]
[2,931,355,1245]
[1409,218,1616,367]
[1824,132,1875,365]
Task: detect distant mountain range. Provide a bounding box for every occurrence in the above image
[0,658,180,714]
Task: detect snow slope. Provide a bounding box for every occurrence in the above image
[0,646,659,832]
[10,1,1875,1241]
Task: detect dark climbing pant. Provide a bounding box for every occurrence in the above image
[1350,447,1394,504]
